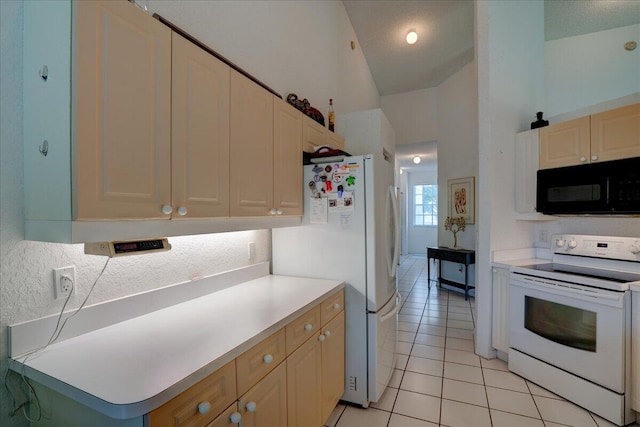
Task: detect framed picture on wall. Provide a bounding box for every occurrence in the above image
[448,176,475,224]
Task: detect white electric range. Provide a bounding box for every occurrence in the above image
[509,234,640,426]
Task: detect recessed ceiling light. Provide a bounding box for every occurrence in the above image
[413,155,421,164]
[406,30,418,45]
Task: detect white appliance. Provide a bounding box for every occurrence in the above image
[509,234,640,426]
[272,153,400,407]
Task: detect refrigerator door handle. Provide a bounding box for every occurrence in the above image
[386,185,401,278]
[380,291,402,323]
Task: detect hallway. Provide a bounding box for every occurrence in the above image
[325,255,636,427]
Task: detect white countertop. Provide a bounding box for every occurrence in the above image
[10,274,344,419]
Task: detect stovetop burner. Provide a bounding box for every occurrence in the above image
[519,263,640,284]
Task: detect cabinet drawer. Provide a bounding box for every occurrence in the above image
[236,328,286,396]
[321,289,344,325]
[147,361,236,427]
[286,305,321,355]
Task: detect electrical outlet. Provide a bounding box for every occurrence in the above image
[248,242,256,261]
[538,230,549,244]
[53,266,76,300]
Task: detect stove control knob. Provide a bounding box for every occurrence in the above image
[556,239,566,248]
[568,240,578,249]
[630,243,640,255]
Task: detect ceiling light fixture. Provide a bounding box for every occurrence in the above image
[406,30,418,45]
[413,156,421,164]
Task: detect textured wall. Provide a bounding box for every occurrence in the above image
[0,2,265,425]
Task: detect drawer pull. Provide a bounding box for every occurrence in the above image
[263,354,273,364]
[318,334,325,342]
[197,401,211,415]
[230,412,242,424]
[246,401,257,413]
[304,323,313,332]
[333,303,341,310]
[324,330,331,337]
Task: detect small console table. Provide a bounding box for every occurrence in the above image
[427,247,476,300]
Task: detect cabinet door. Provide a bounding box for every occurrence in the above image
[238,362,288,427]
[302,116,327,153]
[75,0,171,219]
[491,267,510,354]
[273,98,303,216]
[287,333,322,427]
[539,116,590,169]
[590,103,640,163]
[172,32,230,219]
[515,129,539,213]
[229,71,274,216]
[327,132,345,151]
[206,404,241,427]
[321,311,345,423]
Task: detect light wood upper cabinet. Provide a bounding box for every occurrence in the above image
[539,103,640,170]
[75,0,172,219]
[229,70,275,216]
[590,103,640,163]
[539,116,590,170]
[302,115,345,153]
[171,32,230,219]
[321,311,345,422]
[273,98,303,215]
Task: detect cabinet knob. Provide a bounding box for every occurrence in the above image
[263,354,273,364]
[591,155,598,161]
[229,412,242,424]
[197,401,211,414]
[333,303,341,310]
[161,205,173,215]
[177,206,188,216]
[245,401,257,413]
[324,330,331,337]
[276,209,283,215]
[580,157,587,162]
[270,208,277,215]
[318,334,326,342]
[304,323,313,332]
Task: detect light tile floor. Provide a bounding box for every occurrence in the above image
[325,255,640,427]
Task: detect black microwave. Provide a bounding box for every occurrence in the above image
[536,157,640,215]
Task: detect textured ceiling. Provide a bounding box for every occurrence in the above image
[343,0,640,169]
[343,0,474,96]
[545,0,640,41]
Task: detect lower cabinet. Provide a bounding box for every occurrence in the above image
[238,362,288,427]
[287,329,323,427]
[146,289,345,427]
[321,311,345,422]
[491,267,510,356]
[146,361,237,427]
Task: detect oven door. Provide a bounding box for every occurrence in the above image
[509,274,628,393]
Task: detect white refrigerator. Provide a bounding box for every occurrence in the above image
[272,153,401,407]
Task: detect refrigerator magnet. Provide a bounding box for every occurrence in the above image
[346,176,356,186]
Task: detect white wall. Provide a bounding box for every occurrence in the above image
[0,2,379,426]
[436,62,479,252]
[406,170,438,254]
[545,24,640,118]
[381,62,477,252]
[476,0,545,359]
[149,0,380,117]
[380,88,439,145]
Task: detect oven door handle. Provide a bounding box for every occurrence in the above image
[511,275,623,303]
